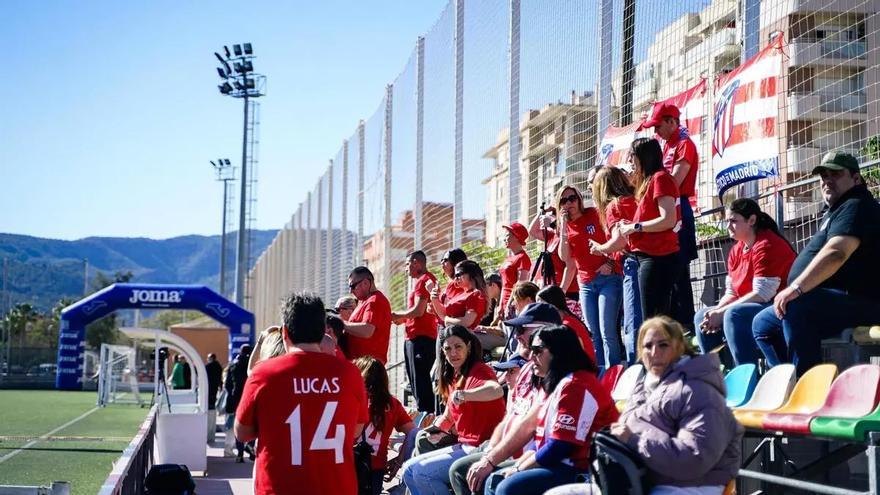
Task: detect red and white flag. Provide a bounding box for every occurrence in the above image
[595,122,644,172]
[712,36,783,198]
[651,78,707,138]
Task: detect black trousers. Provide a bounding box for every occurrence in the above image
[405,336,436,412]
[635,252,679,320]
[670,259,696,332]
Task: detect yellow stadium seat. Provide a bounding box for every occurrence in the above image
[734,364,837,429]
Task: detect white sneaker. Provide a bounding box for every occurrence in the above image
[223,447,236,457]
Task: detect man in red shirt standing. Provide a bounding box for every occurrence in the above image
[235,292,369,495]
[392,250,438,412]
[345,266,393,365]
[644,103,698,331]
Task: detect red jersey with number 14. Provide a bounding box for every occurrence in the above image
[534,370,618,470]
[236,351,369,495]
[363,396,412,469]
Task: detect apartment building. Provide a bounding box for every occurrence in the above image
[482,92,598,247]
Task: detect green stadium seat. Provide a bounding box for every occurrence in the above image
[763,364,880,435]
[811,365,880,441]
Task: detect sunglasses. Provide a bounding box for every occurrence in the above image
[560,194,579,204]
[440,258,450,264]
[529,344,546,354]
[348,279,364,290]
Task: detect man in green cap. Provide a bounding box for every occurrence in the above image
[752,150,880,374]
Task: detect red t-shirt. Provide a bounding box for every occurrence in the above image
[362,396,412,470]
[629,171,680,256]
[534,370,619,470]
[446,361,506,446]
[544,230,581,294]
[605,196,639,252]
[436,281,465,328]
[662,129,699,198]
[237,351,369,495]
[728,229,796,297]
[499,251,532,313]
[347,291,392,365]
[444,289,487,330]
[562,313,596,363]
[564,208,620,284]
[406,272,438,340]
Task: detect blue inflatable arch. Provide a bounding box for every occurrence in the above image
[56,283,254,390]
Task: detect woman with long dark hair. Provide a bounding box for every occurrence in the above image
[696,198,796,365]
[483,325,618,495]
[429,248,470,328]
[557,183,623,372]
[430,261,499,350]
[617,138,680,320]
[402,325,505,495]
[536,285,596,363]
[353,356,416,495]
[589,165,644,364]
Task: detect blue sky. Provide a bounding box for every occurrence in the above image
[0,1,447,240]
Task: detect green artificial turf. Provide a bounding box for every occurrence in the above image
[0,390,149,495]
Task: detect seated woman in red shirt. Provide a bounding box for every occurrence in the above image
[695,198,796,366]
[430,261,499,351]
[497,223,532,321]
[536,285,597,363]
[401,325,505,495]
[482,325,618,495]
[617,138,681,320]
[353,356,416,495]
[429,248,469,328]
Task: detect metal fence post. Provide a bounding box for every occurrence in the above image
[598,0,613,141]
[341,140,350,290]
[454,0,465,246]
[326,160,334,301]
[508,0,521,224]
[415,37,425,251]
[358,120,366,266]
[384,85,394,293]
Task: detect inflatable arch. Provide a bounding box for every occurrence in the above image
[56,283,254,390]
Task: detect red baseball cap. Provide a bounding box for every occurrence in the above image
[643,102,681,128]
[502,222,529,245]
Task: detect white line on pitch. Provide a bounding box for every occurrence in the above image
[0,406,100,465]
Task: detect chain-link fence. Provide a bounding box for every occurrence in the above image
[248,0,880,380]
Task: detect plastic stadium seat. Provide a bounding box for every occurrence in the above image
[736,364,836,429]
[763,364,879,434]
[600,365,625,395]
[611,364,644,403]
[811,366,880,442]
[724,364,758,408]
[731,364,802,428]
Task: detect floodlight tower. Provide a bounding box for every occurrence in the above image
[211,159,235,297]
[214,43,266,306]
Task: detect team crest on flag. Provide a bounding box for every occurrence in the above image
[712,79,740,158]
[712,36,784,198]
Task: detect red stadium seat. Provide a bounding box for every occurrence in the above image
[600,364,625,395]
[762,364,880,435]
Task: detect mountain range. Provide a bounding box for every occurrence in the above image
[0,231,278,312]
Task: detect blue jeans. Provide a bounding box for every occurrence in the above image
[622,255,643,365]
[484,464,588,495]
[694,303,767,366]
[752,288,880,374]
[402,443,477,495]
[581,273,623,370]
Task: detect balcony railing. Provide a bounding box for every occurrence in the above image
[789,38,866,66]
[788,91,866,118]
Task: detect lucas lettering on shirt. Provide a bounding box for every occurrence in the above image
[292,377,342,394]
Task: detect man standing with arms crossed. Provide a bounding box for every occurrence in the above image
[392,250,439,413]
[643,103,698,330]
[345,266,393,365]
[235,292,368,494]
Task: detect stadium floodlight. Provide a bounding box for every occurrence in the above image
[243,43,253,55]
[214,52,226,65]
[218,82,233,94]
[233,44,242,56]
[245,78,255,89]
[223,45,231,58]
[224,158,231,166]
[216,67,227,79]
[234,80,244,91]
[242,60,253,73]
[234,62,244,74]
[210,160,218,168]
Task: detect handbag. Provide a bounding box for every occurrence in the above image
[353,430,374,495]
[144,464,196,495]
[591,430,653,495]
[215,389,227,412]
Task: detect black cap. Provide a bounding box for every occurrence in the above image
[812,150,860,175]
[504,302,562,327]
